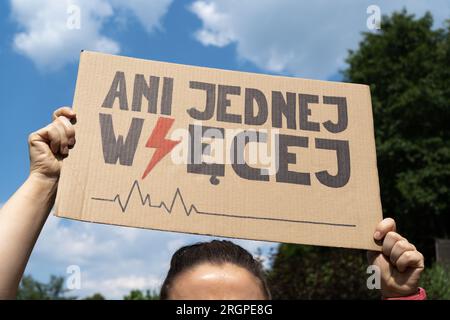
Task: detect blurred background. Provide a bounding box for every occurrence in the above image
[0,0,449,299]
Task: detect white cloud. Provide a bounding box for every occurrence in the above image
[10,0,173,70]
[190,1,234,47]
[111,0,172,33]
[26,214,275,299]
[190,0,450,79]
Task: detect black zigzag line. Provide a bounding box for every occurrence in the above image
[91,180,356,228]
[92,180,197,215]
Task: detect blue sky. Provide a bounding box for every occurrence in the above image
[0,0,448,298]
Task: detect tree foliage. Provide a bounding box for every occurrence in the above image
[16,275,75,300]
[123,289,159,300]
[267,244,379,299]
[84,293,106,300]
[16,274,159,300]
[420,263,450,299]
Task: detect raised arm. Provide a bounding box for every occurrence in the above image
[0,107,76,299]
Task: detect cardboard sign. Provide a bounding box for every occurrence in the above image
[55,50,383,250]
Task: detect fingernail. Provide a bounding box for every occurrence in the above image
[374,231,381,240]
[68,137,75,146]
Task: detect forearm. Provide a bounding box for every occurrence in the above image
[0,174,57,299]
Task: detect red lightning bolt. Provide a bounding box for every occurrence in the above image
[141,117,180,179]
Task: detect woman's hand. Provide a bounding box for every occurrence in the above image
[28,107,76,182]
[368,218,425,298]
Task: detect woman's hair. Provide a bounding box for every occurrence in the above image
[160,240,271,299]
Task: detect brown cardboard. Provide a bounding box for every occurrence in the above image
[55,50,383,250]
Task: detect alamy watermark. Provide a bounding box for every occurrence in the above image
[366,264,381,290]
[66,264,81,290]
[66,4,81,30]
[367,5,381,30]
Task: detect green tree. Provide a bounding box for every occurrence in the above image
[420,263,450,299]
[344,10,450,259]
[16,275,76,300]
[84,293,106,300]
[123,289,159,300]
[267,244,379,299]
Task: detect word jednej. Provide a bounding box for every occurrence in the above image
[98,71,351,188]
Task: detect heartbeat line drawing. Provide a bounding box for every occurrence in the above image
[91,180,357,228]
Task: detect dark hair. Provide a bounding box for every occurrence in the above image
[160,240,271,299]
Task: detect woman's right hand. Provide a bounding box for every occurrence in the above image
[28,107,76,182]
